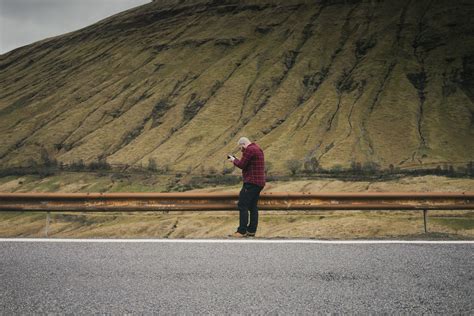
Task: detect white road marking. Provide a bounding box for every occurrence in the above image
[0,238,472,244]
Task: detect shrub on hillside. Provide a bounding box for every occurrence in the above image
[147,158,158,172]
[70,159,85,171]
[286,159,302,175]
[88,155,110,171]
[361,161,380,173]
[303,157,319,173]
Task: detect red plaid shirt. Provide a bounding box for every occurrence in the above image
[233,143,265,187]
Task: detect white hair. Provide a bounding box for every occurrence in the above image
[237,137,251,145]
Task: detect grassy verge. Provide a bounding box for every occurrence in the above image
[1,173,473,239]
[1,211,472,240]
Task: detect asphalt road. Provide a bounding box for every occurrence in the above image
[0,239,473,314]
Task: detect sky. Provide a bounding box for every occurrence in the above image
[0,0,150,54]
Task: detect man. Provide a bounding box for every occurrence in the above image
[227,137,265,238]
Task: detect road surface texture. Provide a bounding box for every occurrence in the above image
[0,239,473,314]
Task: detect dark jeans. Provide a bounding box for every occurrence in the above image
[237,183,263,234]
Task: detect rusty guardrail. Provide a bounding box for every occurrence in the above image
[0,192,473,212]
[1,192,473,235]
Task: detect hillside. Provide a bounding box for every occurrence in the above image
[1,0,473,174]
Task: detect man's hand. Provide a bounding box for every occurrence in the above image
[227,154,236,162]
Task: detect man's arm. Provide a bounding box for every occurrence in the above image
[233,147,254,169]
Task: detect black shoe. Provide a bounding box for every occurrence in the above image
[246,232,256,237]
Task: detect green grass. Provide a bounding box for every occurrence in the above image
[108,181,167,193]
[35,180,61,192]
[0,176,18,184]
[431,217,474,231]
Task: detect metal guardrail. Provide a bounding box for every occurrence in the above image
[1,192,473,236]
[0,192,473,211]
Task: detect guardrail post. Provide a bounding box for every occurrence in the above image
[423,209,428,233]
[45,211,50,237]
